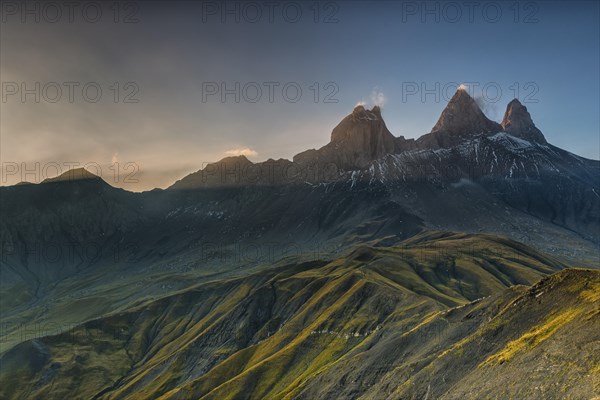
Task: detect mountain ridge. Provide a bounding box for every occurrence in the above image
[41,167,105,184]
[168,89,595,189]
[8,89,597,191]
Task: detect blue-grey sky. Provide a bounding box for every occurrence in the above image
[1,0,598,190]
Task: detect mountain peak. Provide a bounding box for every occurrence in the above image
[430,89,502,137]
[371,105,382,117]
[506,98,523,107]
[168,155,255,189]
[293,105,395,170]
[41,168,104,184]
[217,155,253,164]
[501,99,546,143]
[347,104,382,123]
[328,105,395,168]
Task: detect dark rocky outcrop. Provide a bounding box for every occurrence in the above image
[294,105,396,170]
[501,98,547,144]
[431,88,503,135]
[417,88,503,148]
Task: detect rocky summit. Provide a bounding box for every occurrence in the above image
[501,98,547,144]
[294,104,396,170]
[431,88,502,135]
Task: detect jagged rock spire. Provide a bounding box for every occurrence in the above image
[295,105,395,170]
[501,99,546,144]
[431,88,502,136]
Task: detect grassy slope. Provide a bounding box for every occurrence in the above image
[1,231,586,400]
[385,268,600,400]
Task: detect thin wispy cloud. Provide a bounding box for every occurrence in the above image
[370,88,387,108]
[224,147,258,157]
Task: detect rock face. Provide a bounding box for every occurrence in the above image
[294,105,396,170]
[418,89,502,148]
[501,99,547,144]
[431,89,503,135]
[329,105,396,158]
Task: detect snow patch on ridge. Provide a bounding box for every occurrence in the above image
[489,132,534,152]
